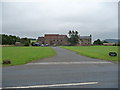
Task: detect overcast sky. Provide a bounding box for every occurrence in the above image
[1,0,119,41]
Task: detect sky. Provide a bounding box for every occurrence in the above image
[1,0,119,41]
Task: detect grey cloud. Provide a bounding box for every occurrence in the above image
[2,1,118,41]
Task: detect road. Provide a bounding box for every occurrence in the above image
[2,47,118,88]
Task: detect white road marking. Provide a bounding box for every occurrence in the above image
[26,62,111,65]
[3,82,98,89]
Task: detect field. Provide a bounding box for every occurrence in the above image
[2,46,55,66]
[30,40,37,43]
[61,46,119,61]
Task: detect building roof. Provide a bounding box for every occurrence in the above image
[38,37,44,38]
[80,36,91,39]
[45,34,59,36]
[44,34,67,39]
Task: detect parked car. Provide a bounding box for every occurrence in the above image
[32,43,41,46]
[45,44,49,46]
[41,44,44,46]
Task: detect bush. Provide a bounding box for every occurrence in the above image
[113,43,120,46]
[31,42,35,46]
[24,43,30,46]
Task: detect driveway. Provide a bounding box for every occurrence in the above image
[2,47,118,88]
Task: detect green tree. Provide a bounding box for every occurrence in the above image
[68,30,72,36]
[20,38,30,46]
[102,40,108,43]
[68,30,79,46]
[1,34,21,45]
[93,39,103,45]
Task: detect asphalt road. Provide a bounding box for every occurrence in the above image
[2,47,118,88]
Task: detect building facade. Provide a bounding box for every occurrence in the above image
[38,34,92,46]
[79,35,92,46]
[38,34,69,46]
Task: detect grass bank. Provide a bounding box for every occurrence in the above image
[2,46,55,66]
[61,46,119,61]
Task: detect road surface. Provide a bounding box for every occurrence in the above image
[2,47,118,89]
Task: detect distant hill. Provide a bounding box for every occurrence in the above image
[103,39,120,43]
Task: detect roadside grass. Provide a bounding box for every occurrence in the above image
[61,46,119,61]
[2,46,55,66]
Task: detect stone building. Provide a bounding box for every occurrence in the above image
[38,34,92,46]
[79,35,92,46]
[38,34,69,46]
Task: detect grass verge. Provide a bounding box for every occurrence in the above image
[2,46,55,66]
[61,46,119,62]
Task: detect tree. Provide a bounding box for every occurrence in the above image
[68,30,79,46]
[93,39,103,45]
[75,31,78,35]
[102,40,108,43]
[113,43,120,46]
[68,30,72,36]
[1,34,20,45]
[20,38,30,46]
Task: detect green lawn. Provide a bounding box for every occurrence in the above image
[61,46,119,61]
[30,40,37,43]
[2,46,55,66]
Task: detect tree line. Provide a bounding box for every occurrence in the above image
[93,39,120,46]
[0,34,30,46]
